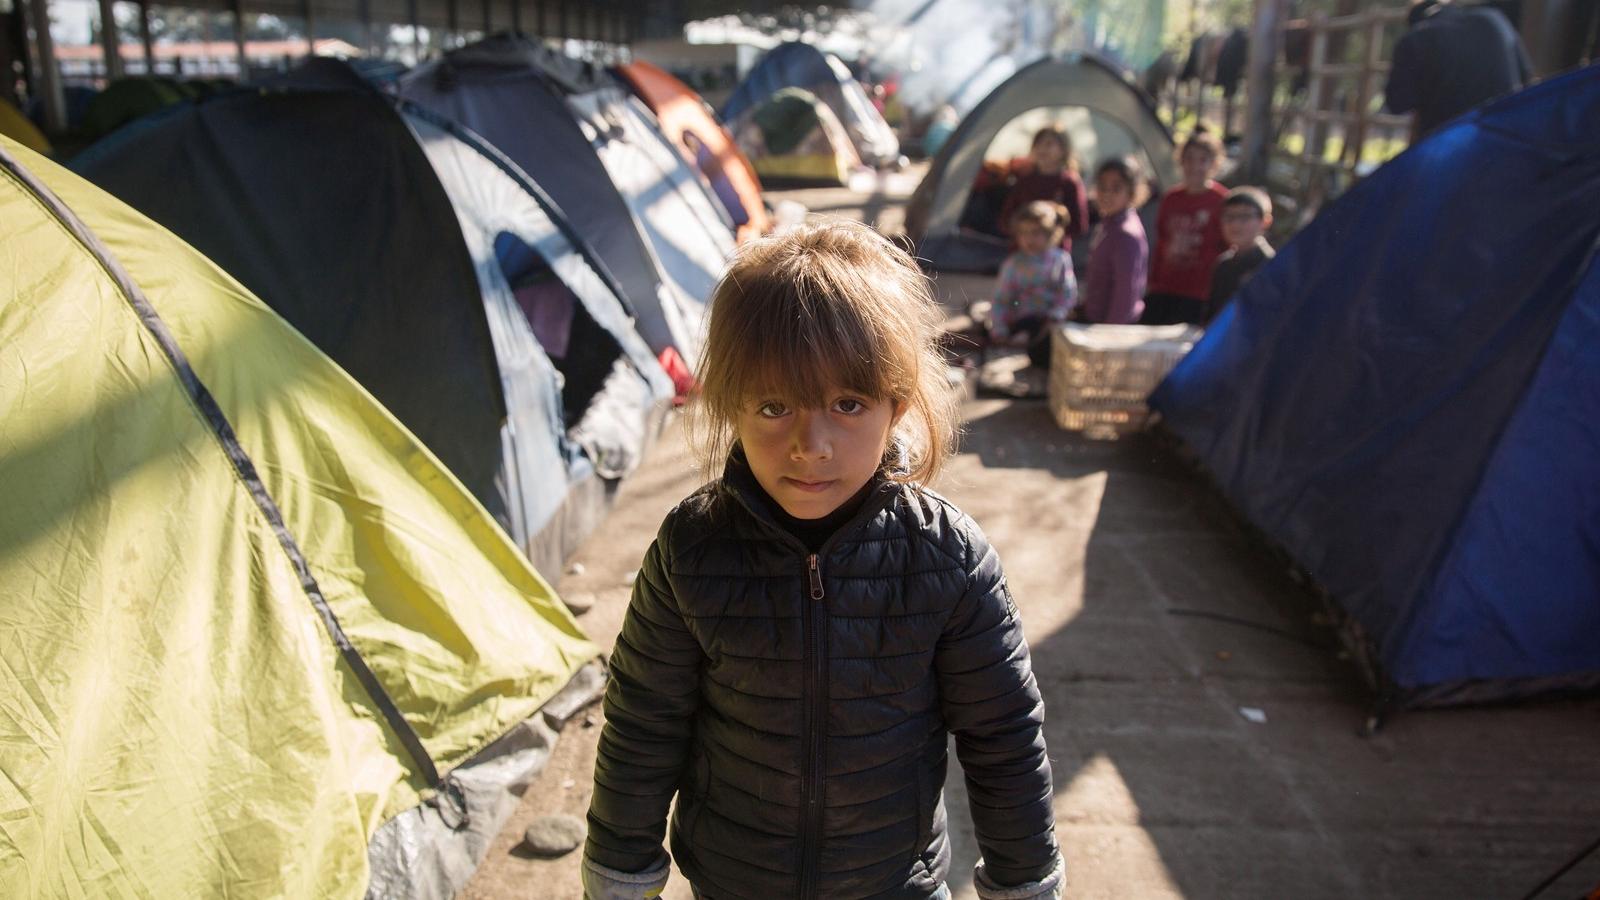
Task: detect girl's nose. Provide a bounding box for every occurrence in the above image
[789,410,832,461]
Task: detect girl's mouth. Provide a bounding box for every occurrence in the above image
[783,478,836,493]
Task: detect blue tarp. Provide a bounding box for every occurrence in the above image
[1150,65,1600,705]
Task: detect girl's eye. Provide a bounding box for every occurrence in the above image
[833,397,866,415]
[756,401,788,418]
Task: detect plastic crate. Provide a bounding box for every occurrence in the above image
[1049,323,1202,437]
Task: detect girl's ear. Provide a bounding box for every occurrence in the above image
[891,398,910,428]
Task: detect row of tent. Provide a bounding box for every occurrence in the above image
[73,38,750,576]
[0,33,793,900]
[0,33,924,898]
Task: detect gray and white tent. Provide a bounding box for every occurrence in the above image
[905,54,1179,273]
[400,35,735,367]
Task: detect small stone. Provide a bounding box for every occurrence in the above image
[566,562,586,576]
[583,713,599,728]
[624,569,640,587]
[522,814,586,857]
[561,778,577,790]
[561,591,595,615]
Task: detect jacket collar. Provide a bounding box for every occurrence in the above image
[719,444,902,553]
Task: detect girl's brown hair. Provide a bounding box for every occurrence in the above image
[1010,200,1071,243]
[1094,154,1152,207]
[1030,125,1080,174]
[688,220,959,484]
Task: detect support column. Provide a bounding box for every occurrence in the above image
[27,0,66,131]
[97,0,124,79]
[358,0,372,55]
[231,0,248,78]
[407,0,418,58]
[481,0,489,34]
[138,0,155,73]
[301,0,315,57]
[1241,0,1287,183]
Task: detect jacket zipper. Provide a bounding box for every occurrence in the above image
[800,552,826,900]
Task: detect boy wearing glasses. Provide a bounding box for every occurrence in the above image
[1205,186,1276,324]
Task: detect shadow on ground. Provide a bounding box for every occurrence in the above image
[934,398,1600,900]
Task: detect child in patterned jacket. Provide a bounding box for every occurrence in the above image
[990,200,1077,369]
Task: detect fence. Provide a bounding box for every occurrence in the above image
[1271,5,1411,218]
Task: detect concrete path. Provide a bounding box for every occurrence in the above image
[458,178,1600,900]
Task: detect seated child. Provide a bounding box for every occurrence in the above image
[997,126,1090,252]
[990,200,1078,368]
[1078,156,1150,325]
[1143,126,1229,325]
[583,221,1064,900]
[1205,186,1277,324]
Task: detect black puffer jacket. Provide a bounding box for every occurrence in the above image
[585,456,1059,899]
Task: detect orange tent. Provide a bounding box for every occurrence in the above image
[617,60,770,243]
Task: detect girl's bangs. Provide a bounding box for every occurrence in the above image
[726,317,891,410]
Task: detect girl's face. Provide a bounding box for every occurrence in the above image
[1015,221,1053,255]
[1181,145,1218,189]
[738,388,903,520]
[1031,136,1067,172]
[1096,171,1133,217]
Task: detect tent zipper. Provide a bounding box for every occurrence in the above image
[800,552,826,900]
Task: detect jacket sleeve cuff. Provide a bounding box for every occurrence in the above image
[974,855,1065,900]
[581,850,671,900]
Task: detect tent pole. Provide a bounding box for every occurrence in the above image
[534,0,544,36]
[510,0,520,35]
[231,0,248,79]
[301,0,314,57]
[481,0,489,34]
[26,0,66,131]
[138,0,155,73]
[447,0,458,46]
[97,0,124,80]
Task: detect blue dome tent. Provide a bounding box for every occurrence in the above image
[1150,65,1600,708]
[721,41,900,169]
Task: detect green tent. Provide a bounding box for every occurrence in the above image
[80,77,189,139]
[0,136,600,898]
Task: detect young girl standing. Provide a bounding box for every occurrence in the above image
[1079,156,1150,325]
[1143,127,1229,324]
[990,200,1077,370]
[583,222,1063,900]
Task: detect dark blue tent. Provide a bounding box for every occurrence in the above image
[720,41,899,167]
[1150,65,1600,707]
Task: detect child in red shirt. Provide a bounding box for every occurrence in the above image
[1142,127,1228,324]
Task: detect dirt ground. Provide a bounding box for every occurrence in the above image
[458,176,1600,900]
